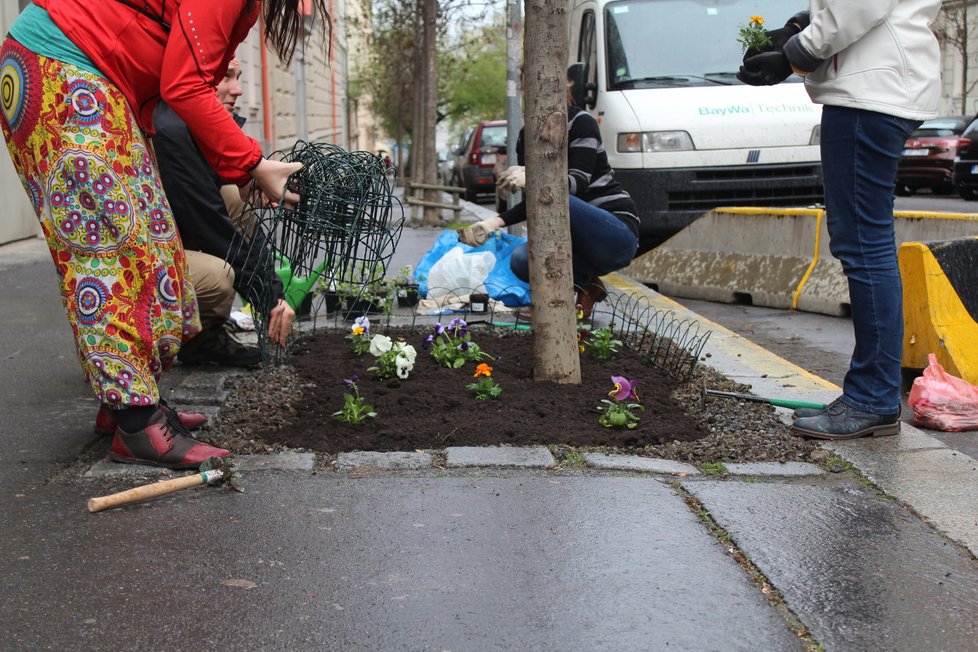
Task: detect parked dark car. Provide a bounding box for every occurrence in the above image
[952,116,978,200]
[452,119,507,202]
[896,116,971,196]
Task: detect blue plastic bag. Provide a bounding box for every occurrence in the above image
[416,230,530,307]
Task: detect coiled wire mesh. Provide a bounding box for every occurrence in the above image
[228,141,403,362]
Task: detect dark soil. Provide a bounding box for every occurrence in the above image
[207,327,819,464]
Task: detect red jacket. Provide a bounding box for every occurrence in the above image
[37,0,263,185]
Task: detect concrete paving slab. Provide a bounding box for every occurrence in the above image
[174,370,229,391]
[336,451,432,470]
[822,443,978,556]
[445,446,554,468]
[582,452,699,475]
[724,461,825,477]
[2,476,801,650]
[684,480,978,651]
[234,453,316,472]
[824,425,950,453]
[84,459,173,480]
[167,386,229,406]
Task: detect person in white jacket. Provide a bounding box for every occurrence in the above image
[737,0,942,440]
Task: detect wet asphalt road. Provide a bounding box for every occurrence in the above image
[4,192,978,649]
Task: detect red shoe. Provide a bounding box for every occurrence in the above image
[109,410,229,469]
[95,402,208,436]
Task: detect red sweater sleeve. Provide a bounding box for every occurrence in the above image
[159,0,262,185]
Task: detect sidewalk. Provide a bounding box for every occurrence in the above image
[2,208,978,649]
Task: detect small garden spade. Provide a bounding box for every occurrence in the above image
[87,457,243,513]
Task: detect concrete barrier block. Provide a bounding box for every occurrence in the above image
[899,237,978,384]
[624,208,821,310]
[793,218,849,317]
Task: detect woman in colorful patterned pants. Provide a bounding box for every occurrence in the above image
[0,0,327,468]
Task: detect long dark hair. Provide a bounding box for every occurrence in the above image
[258,0,331,65]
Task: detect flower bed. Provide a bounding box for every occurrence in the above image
[207,323,818,463]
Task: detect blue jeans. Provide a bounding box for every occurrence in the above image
[510,195,638,288]
[821,106,919,415]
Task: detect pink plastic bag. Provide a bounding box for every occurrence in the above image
[908,354,978,432]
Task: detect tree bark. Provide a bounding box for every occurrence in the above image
[421,0,442,225]
[409,2,425,183]
[524,0,581,383]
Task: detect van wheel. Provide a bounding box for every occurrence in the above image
[894,184,914,197]
[959,184,978,201]
[465,186,478,202]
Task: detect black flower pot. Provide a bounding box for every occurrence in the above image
[321,291,343,313]
[342,295,388,319]
[396,283,420,307]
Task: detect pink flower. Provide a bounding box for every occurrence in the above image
[609,375,638,402]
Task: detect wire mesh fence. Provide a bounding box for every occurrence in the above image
[297,281,711,384]
[227,141,404,363]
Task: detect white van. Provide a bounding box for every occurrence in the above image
[567,0,823,255]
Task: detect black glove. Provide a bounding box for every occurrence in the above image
[737,51,793,86]
[744,24,801,59]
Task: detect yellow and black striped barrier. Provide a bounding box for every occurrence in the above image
[899,237,978,384]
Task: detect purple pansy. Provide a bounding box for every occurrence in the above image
[609,375,638,402]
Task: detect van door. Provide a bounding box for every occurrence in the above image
[577,9,598,108]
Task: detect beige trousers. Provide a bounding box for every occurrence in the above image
[184,249,235,330]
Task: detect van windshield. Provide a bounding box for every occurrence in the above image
[604,0,803,88]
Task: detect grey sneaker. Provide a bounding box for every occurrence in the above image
[791,398,900,440]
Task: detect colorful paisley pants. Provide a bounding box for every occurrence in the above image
[0,38,200,408]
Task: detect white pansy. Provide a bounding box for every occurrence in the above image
[369,334,393,356]
[398,343,418,364]
[395,355,413,379]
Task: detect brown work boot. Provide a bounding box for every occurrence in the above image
[110,409,230,469]
[177,324,262,369]
[575,278,608,321]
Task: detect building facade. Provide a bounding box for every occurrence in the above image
[0,0,380,245]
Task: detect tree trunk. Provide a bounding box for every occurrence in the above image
[524,0,581,384]
[409,3,425,183]
[961,3,969,115]
[421,0,442,225]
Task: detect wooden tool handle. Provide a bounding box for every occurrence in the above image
[88,470,222,513]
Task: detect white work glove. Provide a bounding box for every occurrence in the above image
[457,217,501,247]
[496,165,526,194]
